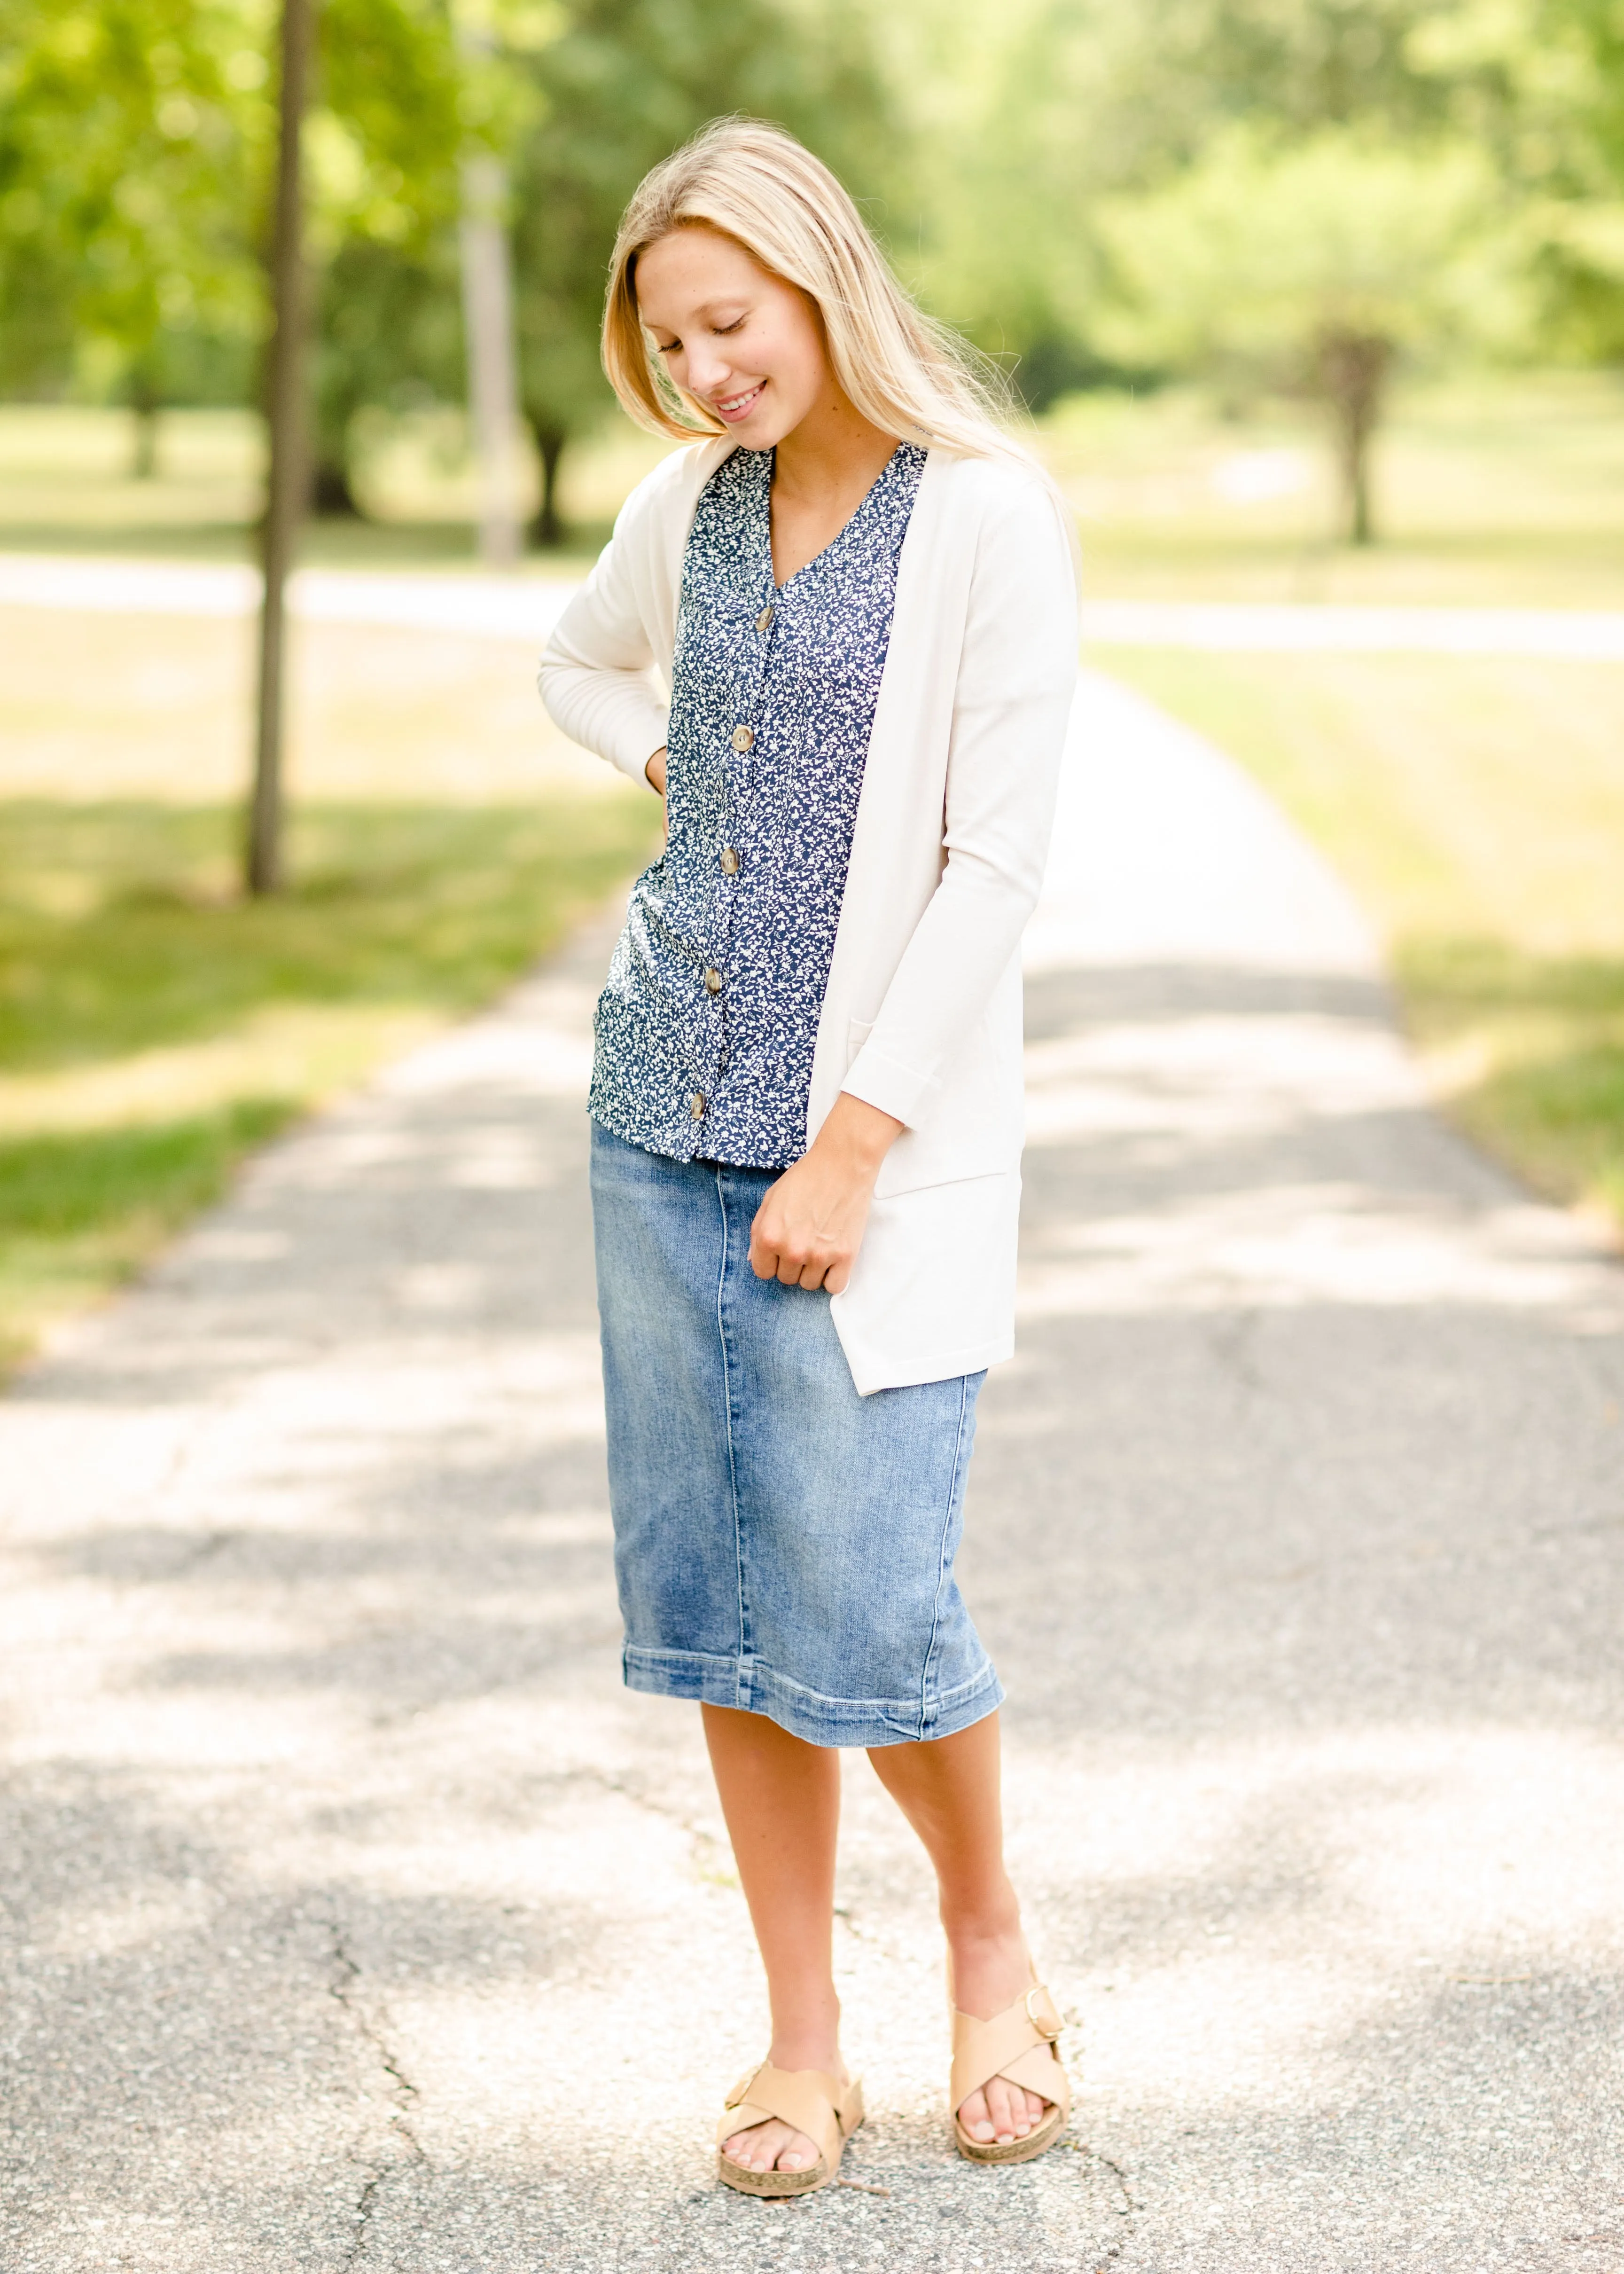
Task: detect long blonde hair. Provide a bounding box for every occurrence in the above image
[602,118,1025,463]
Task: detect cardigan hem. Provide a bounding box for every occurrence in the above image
[837,1328,1015,1399]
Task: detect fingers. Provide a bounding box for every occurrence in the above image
[748,1219,846,1291]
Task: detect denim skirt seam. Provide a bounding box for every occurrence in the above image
[918,1366,975,1738]
[712,1163,752,1707]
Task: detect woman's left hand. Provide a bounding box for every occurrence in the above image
[749,1093,903,1294]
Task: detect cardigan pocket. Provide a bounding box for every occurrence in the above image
[854,1013,1025,1201]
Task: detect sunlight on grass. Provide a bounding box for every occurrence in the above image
[1094,645,1624,1230]
[1042,371,1624,607]
[7,372,1624,601]
[0,795,657,1367]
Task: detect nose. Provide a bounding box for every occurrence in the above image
[683,342,732,398]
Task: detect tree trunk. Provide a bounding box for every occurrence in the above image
[248,0,314,898]
[130,396,160,480]
[1319,328,1390,548]
[311,456,362,516]
[459,142,522,567]
[530,420,567,549]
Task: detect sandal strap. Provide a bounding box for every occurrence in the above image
[716,2063,848,2165]
[950,1984,1069,2120]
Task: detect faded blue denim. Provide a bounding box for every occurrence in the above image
[589,1123,1002,1748]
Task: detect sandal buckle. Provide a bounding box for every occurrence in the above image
[1025,1985,1061,2040]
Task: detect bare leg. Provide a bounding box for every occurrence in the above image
[702,1703,845,2174]
[867,1711,1051,2148]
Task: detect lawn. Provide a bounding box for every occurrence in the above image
[0,794,657,1370]
[1094,644,1624,1231]
[1046,370,1624,609]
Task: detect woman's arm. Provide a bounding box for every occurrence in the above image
[841,472,1079,1132]
[538,451,699,779]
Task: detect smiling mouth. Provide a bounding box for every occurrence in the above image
[714,382,765,421]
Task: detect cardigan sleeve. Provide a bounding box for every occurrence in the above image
[536,453,686,781]
[841,470,1079,1130]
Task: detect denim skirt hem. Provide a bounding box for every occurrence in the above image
[623,1644,1006,1750]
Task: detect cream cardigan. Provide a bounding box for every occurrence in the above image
[539,437,1079,1394]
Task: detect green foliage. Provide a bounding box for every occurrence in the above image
[0,0,267,401]
[1095,127,1520,377]
[0,0,465,452]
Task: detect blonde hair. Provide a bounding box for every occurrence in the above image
[602,118,1025,463]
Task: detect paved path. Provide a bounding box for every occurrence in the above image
[4,672,1624,2273]
[8,549,1624,656]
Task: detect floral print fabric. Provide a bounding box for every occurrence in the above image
[588,439,925,1169]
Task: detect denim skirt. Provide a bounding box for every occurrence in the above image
[589,1122,1003,1748]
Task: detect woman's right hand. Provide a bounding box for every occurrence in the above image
[645,745,668,844]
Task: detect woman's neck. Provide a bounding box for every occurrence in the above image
[772,383,898,507]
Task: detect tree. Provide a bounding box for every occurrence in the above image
[0,0,464,502]
[504,0,898,548]
[303,0,466,511]
[1093,128,1527,541]
[888,0,1547,411]
[0,0,266,455]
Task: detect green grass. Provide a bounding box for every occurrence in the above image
[0,795,657,1368]
[1093,645,1624,1229]
[1046,370,1624,609]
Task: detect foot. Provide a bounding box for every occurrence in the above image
[721,2041,845,2178]
[949,1926,1054,2148]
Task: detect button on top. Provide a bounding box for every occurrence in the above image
[731,724,754,753]
[755,604,774,634]
[689,1093,706,1121]
[703,967,722,996]
[719,847,740,876]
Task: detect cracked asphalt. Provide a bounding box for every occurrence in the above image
[4,668,1623,2272]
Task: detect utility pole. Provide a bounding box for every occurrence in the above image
[247,0,313,896]
[458,30,523,568]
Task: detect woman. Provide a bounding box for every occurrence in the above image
[539,118,1079,2197]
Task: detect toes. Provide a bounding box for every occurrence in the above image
[724,2120,820,2175]
[985,2078,1029,2141]
[959,2086,997,2143]
[776,2126,818,2173]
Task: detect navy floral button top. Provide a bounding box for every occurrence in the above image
[588,440,926,1169]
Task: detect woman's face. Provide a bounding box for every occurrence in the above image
[634,225,831,449]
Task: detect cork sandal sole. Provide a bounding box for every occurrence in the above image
[716,2064,864,2199]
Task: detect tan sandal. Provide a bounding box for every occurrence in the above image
[716,2062,865,2197]
[951,1980,1071,2164]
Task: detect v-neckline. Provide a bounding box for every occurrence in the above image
[765,443,903,596]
